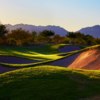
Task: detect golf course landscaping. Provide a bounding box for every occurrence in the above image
[0,44,100,100]
[0,44,81,71]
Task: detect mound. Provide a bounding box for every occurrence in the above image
[0,66,100,100]
[68,47,100,70]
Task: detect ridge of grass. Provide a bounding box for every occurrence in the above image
[0,44,100,68]
[0,65,100,100]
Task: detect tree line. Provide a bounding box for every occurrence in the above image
[0,24,100,46]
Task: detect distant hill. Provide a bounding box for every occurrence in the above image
[78,25,100,38]
[5,24,68,36]
[5,24,100,38]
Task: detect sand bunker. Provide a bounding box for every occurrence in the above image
[68,48,100,70]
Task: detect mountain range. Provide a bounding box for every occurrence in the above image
[78,25,100,38]
[5,24,68,36]
[5,24,100,38]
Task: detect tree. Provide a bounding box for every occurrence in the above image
[85,35,96,45]
[0,24,8,37]
[40,30,55,37]
[37,30,55,43]
[7,29,33,46]
[67,32,97,45]
[52,34,66,44]
[31,31,37,43]
[67,32,76,38]
[95,38,100,44]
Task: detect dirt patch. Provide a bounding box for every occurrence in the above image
[68,49,100,70]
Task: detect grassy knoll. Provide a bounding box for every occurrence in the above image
[0,65,100,100]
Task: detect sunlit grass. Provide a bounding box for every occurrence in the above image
[0,65,100,100]
[12,51,62,60]
[0,44,64,67]
[0,44,100,99]
[0,44,100,68]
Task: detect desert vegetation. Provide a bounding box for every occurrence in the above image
[0,24,100,46]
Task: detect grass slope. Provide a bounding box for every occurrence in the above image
[0,65,100,100]
[0,44,63,67]
[0,44,100,68]
[0,45,59,60]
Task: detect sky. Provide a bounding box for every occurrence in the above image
[0,0,100,31]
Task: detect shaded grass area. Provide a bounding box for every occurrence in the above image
[0,44,63,59]
[0,44,59,54]
[0,44,68,67]
[0,51,76,68]
[60,44,100,55]
[0,44,100,68]
[0,66,100,100]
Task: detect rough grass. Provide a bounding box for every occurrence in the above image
[0,65,100,100]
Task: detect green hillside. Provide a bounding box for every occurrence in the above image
[0,65,100,100]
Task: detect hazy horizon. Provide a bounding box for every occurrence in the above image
[0,0,100,31]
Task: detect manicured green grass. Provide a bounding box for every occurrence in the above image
[0,44,68,67]
[0,44,63,60]
[0,44,100,68]
[60,44,100,56]
[0,44,59,55]
[0,65,100,100]
[51,43,68,49]
[0,44,100,100]
[0,45,63,68]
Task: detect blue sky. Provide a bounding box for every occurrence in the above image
[0,0,100,31]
